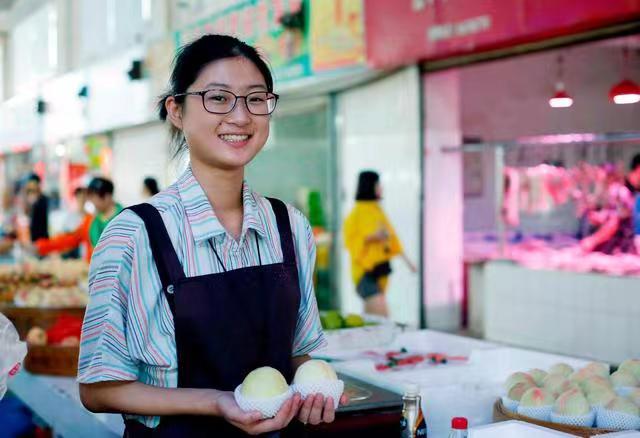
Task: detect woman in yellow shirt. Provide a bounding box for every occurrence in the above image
[343,171,416,316]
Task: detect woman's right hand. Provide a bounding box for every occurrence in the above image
[216,391,301,435]
[366,228,389,243]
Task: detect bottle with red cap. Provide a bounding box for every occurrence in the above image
[448,417,468,438]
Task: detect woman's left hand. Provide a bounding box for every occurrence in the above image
[297,393,348,426]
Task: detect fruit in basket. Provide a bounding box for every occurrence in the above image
[581,375,612,395]
[520,387,555,407]
[619,359,640,381]
[611,370,639,388]
[293,360,337,384]
[46,315,83,345]
[320,311,344,330]
[507,382,534,401]
[549,363,574,377]
[628,388,640,407]
[586,386,616,408]
[505,372,535,391]
[605,396,640,416]
[240,367,289,399]
[60,336,80,346]
[543,374,579,398]
[571,362,610,385]
[553,388,590,415]
[528,368,548,386]
[584,362,610,378]
[344,314,365,328]
[26,326,47,346]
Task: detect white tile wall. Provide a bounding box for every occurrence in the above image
[481,261,640,364]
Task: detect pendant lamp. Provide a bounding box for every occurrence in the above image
[549,55,573,108]
[610,46,640,105]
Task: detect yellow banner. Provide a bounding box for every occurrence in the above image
[310,0,365,71]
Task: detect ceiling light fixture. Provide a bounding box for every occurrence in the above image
[549,54,573,108]
[610,46,640,105]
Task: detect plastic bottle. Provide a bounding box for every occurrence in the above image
[448,417,468,438]
[400,384,427,437]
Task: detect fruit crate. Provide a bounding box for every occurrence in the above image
[24,345,80,377]
[0,304,85,338]
[0,304,84,377]
[493,398,619,437]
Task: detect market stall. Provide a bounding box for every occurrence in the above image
[456,133,640,364]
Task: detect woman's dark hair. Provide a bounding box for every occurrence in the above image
[158,34,274,157]
[356,171,380,201]
[73,187,87,197]
[87,177,114,198]
[143,176,160,196]
[630,153,640,172]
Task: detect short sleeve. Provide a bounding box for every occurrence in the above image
[77,212,143,383]
[386,219,404,257]
[343,211,366,264]
[287,206,327,356]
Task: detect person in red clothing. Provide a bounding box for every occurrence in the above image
[32,187,94,261]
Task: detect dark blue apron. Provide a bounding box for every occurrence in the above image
[122,198,301,437]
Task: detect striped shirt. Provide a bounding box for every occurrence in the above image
[77,166,326,428]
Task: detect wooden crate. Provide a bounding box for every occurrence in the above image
[0,305,85,338]
[24,345,80,377]
[0,305,84,377]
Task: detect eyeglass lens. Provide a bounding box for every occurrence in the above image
[203,90,277,115]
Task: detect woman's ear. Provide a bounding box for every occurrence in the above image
[165,96,183,130]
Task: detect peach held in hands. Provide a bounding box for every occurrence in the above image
[240,367,289,399]
[234,366,293,419]
[292,360,344,407]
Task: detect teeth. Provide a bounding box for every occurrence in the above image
[220,134,249,142]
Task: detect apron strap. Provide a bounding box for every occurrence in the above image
[266,198,296,266]
[126,203,185,296]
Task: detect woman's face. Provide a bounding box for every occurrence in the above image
[169,57,270,171]
[375,182,382,199]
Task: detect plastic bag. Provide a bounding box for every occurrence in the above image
[0,312,27,400]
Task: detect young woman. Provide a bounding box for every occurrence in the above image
[343,171,417,316]
[78,34,340,437]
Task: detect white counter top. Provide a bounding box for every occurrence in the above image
[8,329,598,438]
[315,329,593,437]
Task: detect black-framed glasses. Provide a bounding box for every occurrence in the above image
[174,89,279,115]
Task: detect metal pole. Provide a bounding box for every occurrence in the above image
[494,145,506,258]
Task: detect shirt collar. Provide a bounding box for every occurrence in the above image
[177,166,267,243]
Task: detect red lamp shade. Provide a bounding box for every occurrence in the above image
[609,79,640,104]
[549,89,573,108]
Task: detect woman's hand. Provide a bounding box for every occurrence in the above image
[216,391,302,435]
[402,253,418,273]
[366,228,389,244]
[297,393,348,426]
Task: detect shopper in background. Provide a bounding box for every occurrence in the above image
[23,173,49,242]
[624,153,640,236]
[78,34,339,436]
[580,165,636,254]
[343,170,417,317]
[142,176,160,198]
[86,177,122,247]
[32,186,94,261]
[0,186,18,255]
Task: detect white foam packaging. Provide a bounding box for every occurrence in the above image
[234,385,293,419]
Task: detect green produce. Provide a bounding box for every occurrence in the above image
[344,314,365,328]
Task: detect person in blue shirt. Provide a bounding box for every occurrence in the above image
[624,153,640,235]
